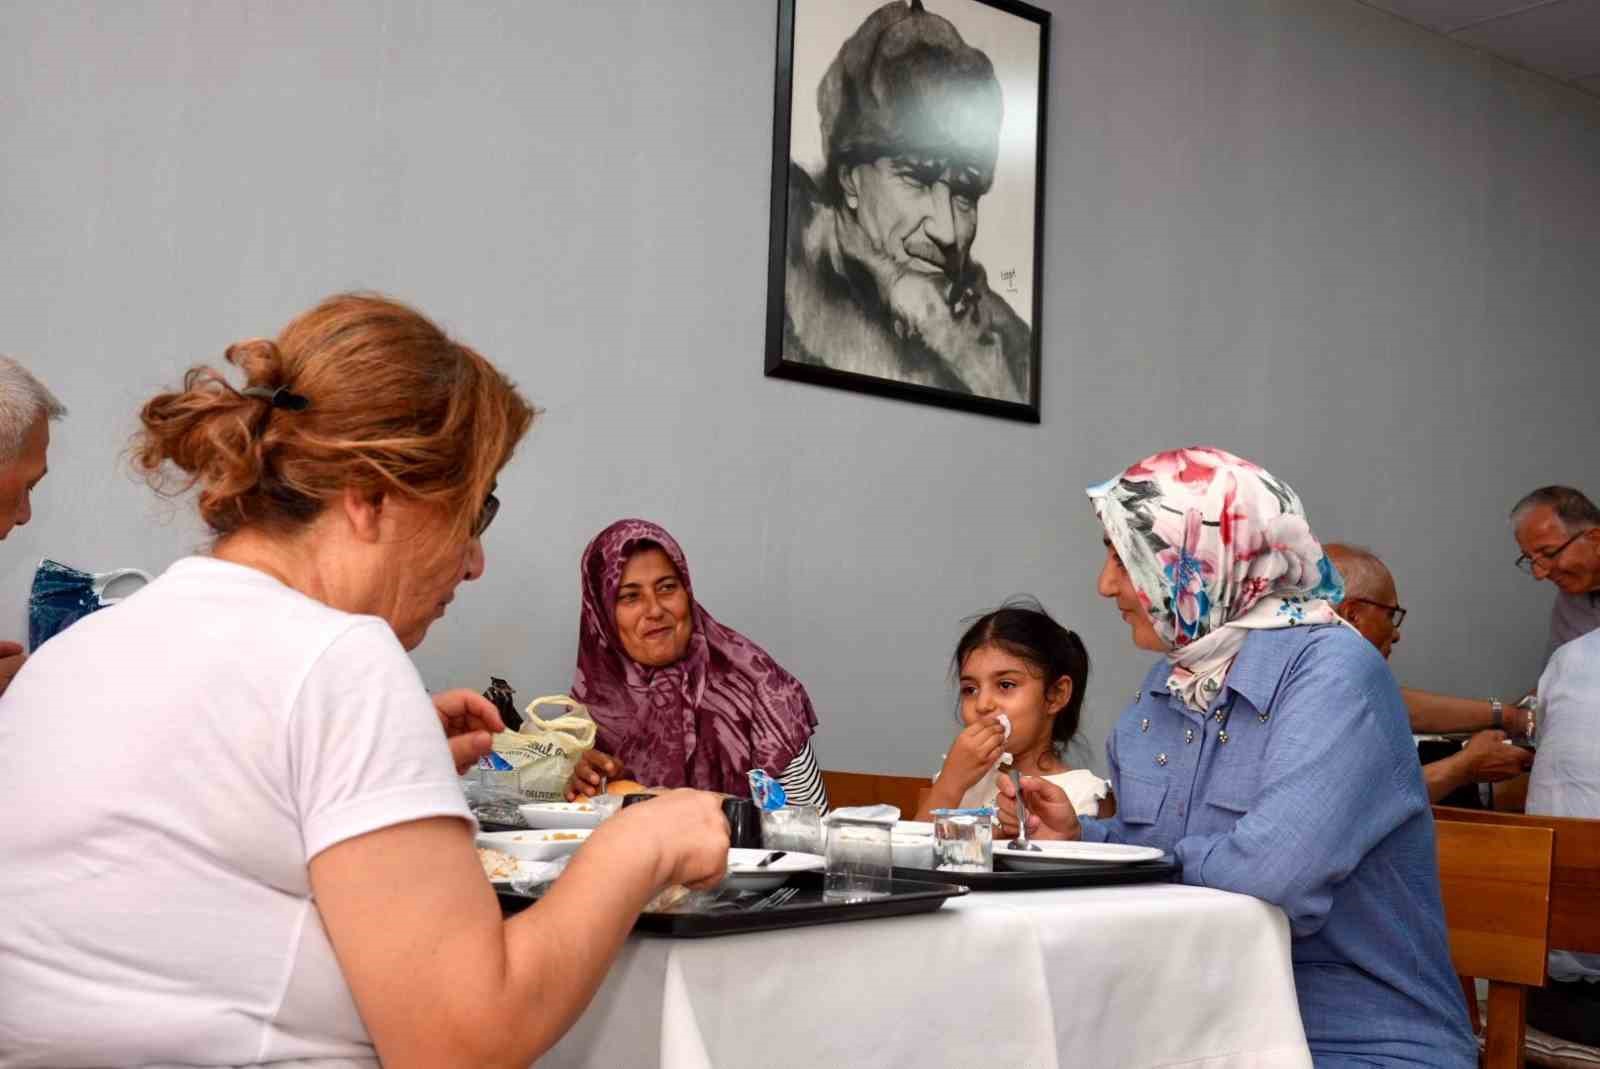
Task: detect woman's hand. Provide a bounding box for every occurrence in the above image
[995,774,1081,841]
[601,788,730,890]
[431,689,505,775]
[566,749,624,800]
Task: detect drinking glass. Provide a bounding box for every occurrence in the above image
[933,808,994,872]
[760,805,824,854]
[823,818,892,902]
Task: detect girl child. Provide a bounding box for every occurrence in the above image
[917,600,1113,820]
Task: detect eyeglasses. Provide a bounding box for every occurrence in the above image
[1515,529,1590,575]
[1346,597,1406,627]
[472,485,500,539]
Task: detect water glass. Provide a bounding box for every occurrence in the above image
[933,808,994,872]
[760,805,824,854]
[823,818,893,902]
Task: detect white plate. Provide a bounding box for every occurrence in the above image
[721,848,825,892]
[481,855,559,888]
[995,840,1165,869]
[516,801,604,830]
[477,828,592,861]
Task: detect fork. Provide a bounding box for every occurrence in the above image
[1008,769,1041,852]
[748,885,799,911]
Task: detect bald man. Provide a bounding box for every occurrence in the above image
[1326,544,1533,805]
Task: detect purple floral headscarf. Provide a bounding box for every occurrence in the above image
[1087,447,1347,711]
[571,519,818,796]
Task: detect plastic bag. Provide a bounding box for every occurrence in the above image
[28,559,153,653]
[748,769,788,811]
[477,695,596,803]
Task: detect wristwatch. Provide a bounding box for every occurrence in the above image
[1489,698,1504,730]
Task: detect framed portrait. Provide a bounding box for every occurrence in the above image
[764,0,1049,423]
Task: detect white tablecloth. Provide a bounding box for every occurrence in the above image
[541,882,1311,1068]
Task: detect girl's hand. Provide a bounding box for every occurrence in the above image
[935,717,1008,796]
[995,774,1080,841]
[566,749,623,800]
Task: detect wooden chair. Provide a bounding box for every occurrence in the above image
[1437,807,1600,1067]
[819,770,931,818]
[1435,818,1555,1069]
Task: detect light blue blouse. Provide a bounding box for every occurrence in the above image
[1080,625,1475,1068]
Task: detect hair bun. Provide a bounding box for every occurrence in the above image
[224,338,285,387]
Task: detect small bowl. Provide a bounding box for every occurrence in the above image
[891,834,935,869]
[476,828,592,861]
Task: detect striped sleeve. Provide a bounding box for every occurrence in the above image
[777,742,829,813]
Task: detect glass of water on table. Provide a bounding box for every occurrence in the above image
[932,807,995,872]
[760,804,824,853]
[822,807,896,902]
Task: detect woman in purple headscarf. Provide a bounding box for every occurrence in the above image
[564,519,828,809]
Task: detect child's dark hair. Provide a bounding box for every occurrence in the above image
[952,597,1090,752]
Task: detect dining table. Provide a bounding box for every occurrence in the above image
[537,879,1312,1068]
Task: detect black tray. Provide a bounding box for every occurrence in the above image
[891,857,1178,891]
[498,871,967,938]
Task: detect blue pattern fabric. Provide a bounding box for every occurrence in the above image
[28,560,104,653]
[1080,624,1475,1068]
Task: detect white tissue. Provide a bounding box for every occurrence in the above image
[825,804,900,825]
[997,713,1012,741]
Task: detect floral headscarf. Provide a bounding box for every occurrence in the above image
[1087,447,1346,711]
[571,519,819,796]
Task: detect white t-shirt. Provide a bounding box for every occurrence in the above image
[1527,628,1600,983]
[0,556,472,1067]
[949,757,1111,817]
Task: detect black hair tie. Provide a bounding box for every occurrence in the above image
[242,385,311,412]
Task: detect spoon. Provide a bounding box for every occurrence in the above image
[754,851,787,868]
[1008,769,1041,852]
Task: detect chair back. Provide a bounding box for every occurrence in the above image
[819,770,930,818]
[1436,818,1555,1069]
[1436,806,1600,955]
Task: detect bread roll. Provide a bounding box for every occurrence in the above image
[606,779,647,797]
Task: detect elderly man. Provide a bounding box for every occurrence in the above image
[1524,625,1600,1044]
[1326,544,1533,805]
[1398,485,1600,739]
[1515,486,1600,652]
[0,356,65,694]
[782,0,1031,402]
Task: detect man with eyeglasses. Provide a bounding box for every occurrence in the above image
[1389,485,1600,745]
[1513,486,1600,655]
[1327,544,1534,806]
[1514,488,1600,1046]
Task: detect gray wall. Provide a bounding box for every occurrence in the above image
[5,0,1598,777]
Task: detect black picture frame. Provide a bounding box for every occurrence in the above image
[764,0,1050,423]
